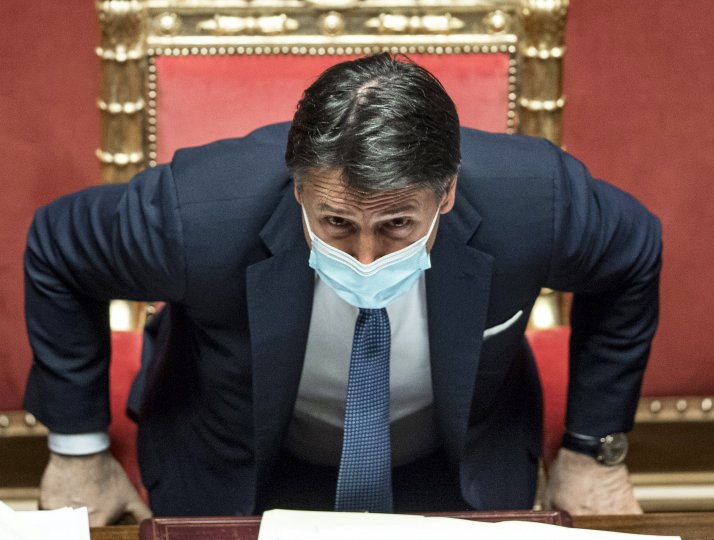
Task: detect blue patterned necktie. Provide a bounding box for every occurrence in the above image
[335,307,393,513]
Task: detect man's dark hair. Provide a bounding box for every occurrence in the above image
[285,53,460,197]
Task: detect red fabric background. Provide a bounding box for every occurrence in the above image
[155,53,509,162]
[1,1,713,415]
[0,1,100,409]
[563,1,714,396]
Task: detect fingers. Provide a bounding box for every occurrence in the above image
[109,457,153,525]
[88,508,114,528]
[125,493,153,523]
[87,472,150,526]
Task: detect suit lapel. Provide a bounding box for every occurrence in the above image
[246,187,314,481]
[427,191,493,463]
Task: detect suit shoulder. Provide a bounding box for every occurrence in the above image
[167,122,292,205]
[173,122,290,165]
[459,127,558,180]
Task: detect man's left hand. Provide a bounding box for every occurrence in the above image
[545,447,642,515]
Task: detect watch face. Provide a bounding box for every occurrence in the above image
[599,432,628,465]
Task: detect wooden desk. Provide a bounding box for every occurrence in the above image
[90,513,714,540]
[573,514,714,540]
[92,526,137,540]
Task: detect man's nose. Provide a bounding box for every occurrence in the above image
[352,233,380,264]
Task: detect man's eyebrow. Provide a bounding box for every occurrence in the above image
[316,201,421,216]
[377,203,421,216]
[316,203,354,215]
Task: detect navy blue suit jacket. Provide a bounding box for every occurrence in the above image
[24,123,661,515]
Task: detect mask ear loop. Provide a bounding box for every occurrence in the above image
[424,207,441,242]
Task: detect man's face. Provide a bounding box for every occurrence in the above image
[294,169,457,264]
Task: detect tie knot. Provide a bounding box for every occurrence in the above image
[358,307,388,320]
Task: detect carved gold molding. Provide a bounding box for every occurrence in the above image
[365,14,465,34]
[0,411,46,437]
[484,9,510,34]
[304,0,361,10]
[319,11,346,36]
[95,45,144,61]
[519,96,565,112]
[95,149,145,165]
[517,0,568,145]
[97,98,146,114]
[96,0,148,183]
[636,396,714,424]
[154,12,183,36]
[197,14,299,35]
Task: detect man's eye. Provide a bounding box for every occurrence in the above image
[324,216,348,227]
[387,217,411,228]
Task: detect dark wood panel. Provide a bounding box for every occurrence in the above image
[628,423,714,473]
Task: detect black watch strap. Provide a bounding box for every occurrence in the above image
[562,431,629,465]
[562,431,600,459]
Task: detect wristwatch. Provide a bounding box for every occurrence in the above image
[562,431,629,465]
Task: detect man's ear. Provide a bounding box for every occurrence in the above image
[439,177,458,214]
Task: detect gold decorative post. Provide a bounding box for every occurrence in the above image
[96,0,149,184]
[517,0,568,145]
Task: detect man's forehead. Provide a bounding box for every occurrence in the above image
[303,169,431,209]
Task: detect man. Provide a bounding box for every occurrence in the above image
[25,54,661,525]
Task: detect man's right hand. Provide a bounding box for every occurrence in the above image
[39,450,152,526]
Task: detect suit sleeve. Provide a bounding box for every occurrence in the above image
[23,164,186,434]
[544,145,662,437]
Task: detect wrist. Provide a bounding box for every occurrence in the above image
[562,431,629,465]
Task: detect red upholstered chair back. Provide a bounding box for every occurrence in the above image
[109,331,146,499]
[527,327,570,467]
[153,54,511,164]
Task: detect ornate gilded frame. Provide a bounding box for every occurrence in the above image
[96,0,568,182]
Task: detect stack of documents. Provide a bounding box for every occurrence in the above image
[257,509,682,540]
[0,501,90,540]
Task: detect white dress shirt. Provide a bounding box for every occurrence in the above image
[286,275,438,467]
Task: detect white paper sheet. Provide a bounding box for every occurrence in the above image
[257,509,681,540]
[0,501,90,540]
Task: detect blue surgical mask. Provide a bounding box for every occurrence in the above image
[302,207,439,308]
